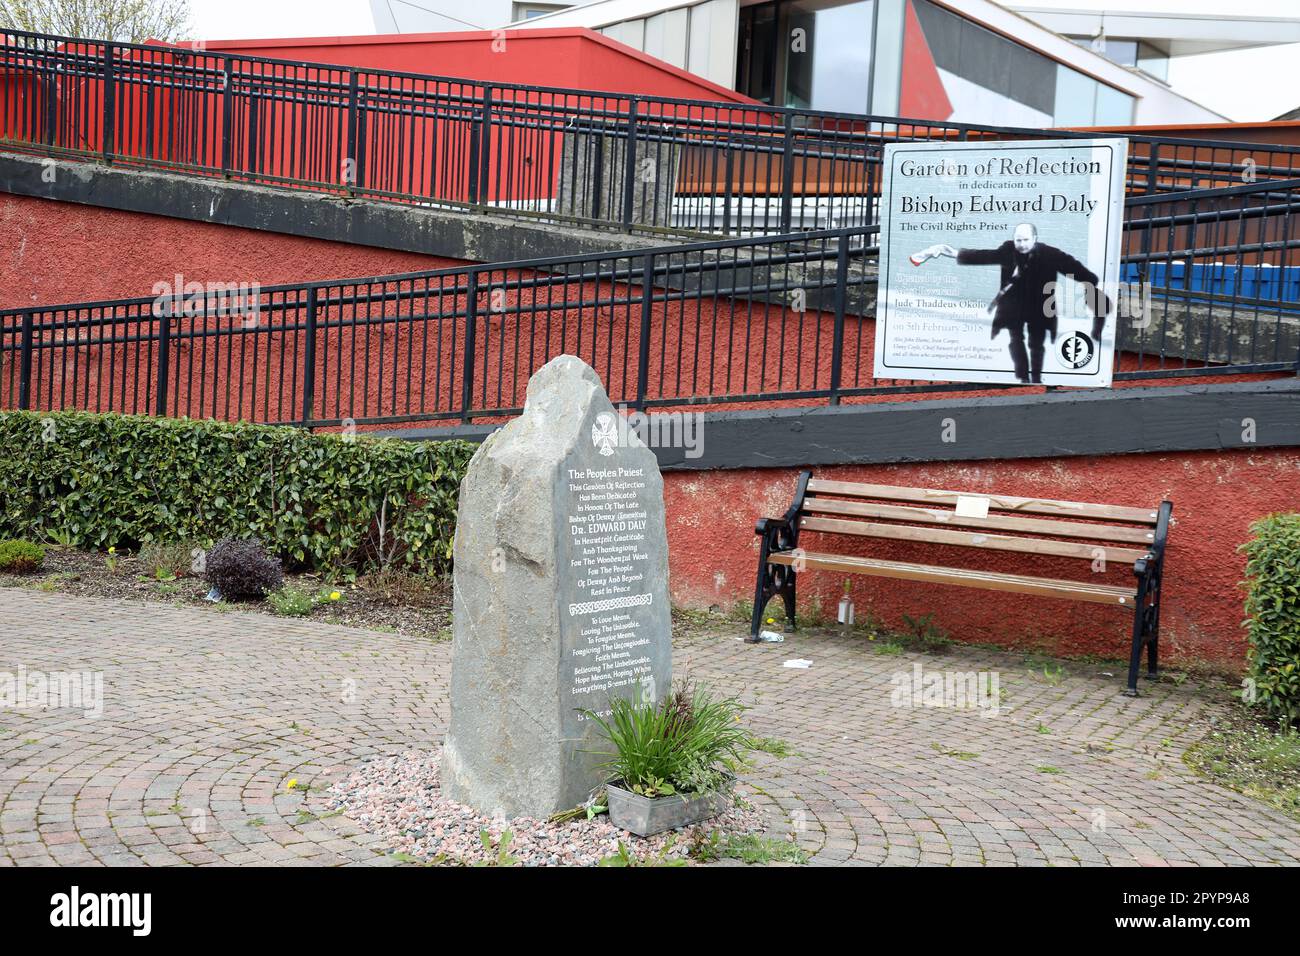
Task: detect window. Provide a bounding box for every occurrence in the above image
[737,0,875,113]
[912,0,1056,118]
[1098,38,1138,68]
[1137,42,1168,83]
[1070,35,1169,83]
[1094,82,1134,125]
[1053,63,1097,127]
[780,0,874,113]
[738,4,778,103]
[905,4,1133,127]
[1052,63,1134,127]
[512,2,569,20]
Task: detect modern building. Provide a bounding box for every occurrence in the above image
[1008,5,1300,86]
[370,0,1298,127]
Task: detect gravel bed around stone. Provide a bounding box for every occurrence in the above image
[319,749,772,866]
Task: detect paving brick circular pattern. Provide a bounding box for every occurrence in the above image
[2,590,1298,866]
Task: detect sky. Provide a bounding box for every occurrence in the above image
[187,0,373,41]
[184,0,1300,121]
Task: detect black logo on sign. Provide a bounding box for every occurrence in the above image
[1059,332,1095,369]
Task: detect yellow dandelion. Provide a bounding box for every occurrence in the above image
[329,591,341,601]
[285,778,298,792]
[107,546,116,554]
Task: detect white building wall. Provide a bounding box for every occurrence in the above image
[372,0,1225,124]
[596,0,737,88]
[924,0,1224,124]
[509,0,739,88]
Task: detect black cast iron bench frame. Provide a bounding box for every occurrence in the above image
[750,471,1173,695]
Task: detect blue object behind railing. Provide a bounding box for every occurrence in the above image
[1122,262,1300,303]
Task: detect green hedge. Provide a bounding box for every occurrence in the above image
[0,411,475,575]
[1242,513,1300,727]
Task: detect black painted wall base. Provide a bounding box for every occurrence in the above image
[386,379,1300,472]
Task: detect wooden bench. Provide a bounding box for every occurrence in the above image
[750,472,1173,695]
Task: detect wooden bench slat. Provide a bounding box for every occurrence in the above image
[805,478,1159,524]
[802,497,1157,545]
[798,515,1151,564]
[767,551,1136,606]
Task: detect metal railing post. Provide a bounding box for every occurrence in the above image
[722,144,734,235]
[18,312,34,411]
[155,311,171,416]
[42,65,57,147]
[479,87,493,206]
[102,42,116,162]
[301,287,318,428]
[220,59,233,176]
[636,253,654,408]
[621,98,640,230]
[828,234,849,405]
[590,133,604,220]
[468,86,492,207]
[1134,143,1160,320]
[780,121,795,234]
[345,70,360,195]
[461,272,478,421]
[246,79,259,173]
[467,96,481,205]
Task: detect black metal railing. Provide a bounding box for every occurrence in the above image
[3,178,1297,427]
[3,27,1300,239]
[1119,177,1300,377]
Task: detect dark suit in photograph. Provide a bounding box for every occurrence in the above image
[955,240,1109,383]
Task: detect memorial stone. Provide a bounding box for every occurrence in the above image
[441,355,673,818]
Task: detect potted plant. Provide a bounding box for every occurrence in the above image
[583,681,754,837]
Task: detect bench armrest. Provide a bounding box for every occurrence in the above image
[755,516,791,536]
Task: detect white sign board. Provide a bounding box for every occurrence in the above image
[874,138,1128,387]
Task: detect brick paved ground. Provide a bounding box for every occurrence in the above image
[2,589,1298,866]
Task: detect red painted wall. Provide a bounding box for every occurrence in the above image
[0,193,463,308]
[198,29,754,105]
[55,31,759,207]
[11,191,1262,426]
[665,451,1300,675]
[0,194,466,425]
[4,31,757,214]
[0,192,838,425]
[3,192,1295,672]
